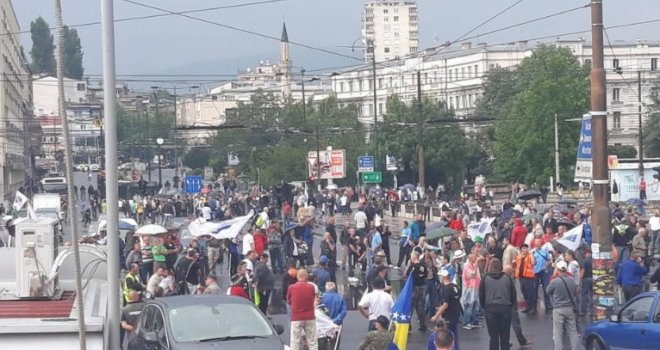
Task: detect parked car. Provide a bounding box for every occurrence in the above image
[76,164,89,172]
[584,291,660,350]
[126,295,286,350]
[89,164,100,172]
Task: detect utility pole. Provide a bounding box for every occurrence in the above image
[100,0,120,348]
[638,70,644,176]
[554,113,561,185]
[301,68,306,127]
[416,70,425,189]
[173,85,178,179]
[54,1,86,349]
[590,0,614,321]
[145,101,151,181]
[372,44,378,169]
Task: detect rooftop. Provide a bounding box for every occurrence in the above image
[0,291,74,319]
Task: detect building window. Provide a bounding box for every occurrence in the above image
[612,59,620,69]
[409,7,417,14]
[474,65,478,77]
[468,66,472,78]
[613,111,621,129]
[378,78,384,88]
[389,77,393,87]
[393,16,399,22]
[424,72,428,84]
[378,103,383,114]
[339,82,344,92]
[409,16,418,22]
[612,88,620,101]
[394,32,399,38]
[359,80,363,91]
[383,16,389,22]
[461,67,465,80]
[349,80,353,92]
[384,47,390,53]
[383,9,388,14]
[383,25,391,31]
[76,83,85,91]
[652,58,658,71]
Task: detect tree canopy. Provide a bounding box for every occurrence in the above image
[485,45,590,184]
[30,16,56,75]
[63,26,84,79]
[644,86,660,158]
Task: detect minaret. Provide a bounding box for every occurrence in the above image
[280,22,292,97]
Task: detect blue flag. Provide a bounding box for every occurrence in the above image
[388,274,413,350]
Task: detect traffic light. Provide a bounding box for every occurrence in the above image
[653,166,660,180]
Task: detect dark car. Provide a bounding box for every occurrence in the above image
[584,291,660,350]
[127,294,286,350]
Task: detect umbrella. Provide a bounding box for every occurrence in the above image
[500,208,522,222]
[427,221,448,231]
[400,184,415,190]
[426,227,457,241]
[326,183,338,190]
[625,198,645,207]
[517,190,542,201]
[135,224,168,236]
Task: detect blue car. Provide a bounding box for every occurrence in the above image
[584,291,660,350]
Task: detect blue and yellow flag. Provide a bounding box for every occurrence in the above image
[388,275,413,350]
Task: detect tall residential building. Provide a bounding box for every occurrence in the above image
[0,0,35,200]
[362,0,419,62]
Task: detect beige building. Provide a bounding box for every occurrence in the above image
[0,0,35,200]
[362,0,419,62]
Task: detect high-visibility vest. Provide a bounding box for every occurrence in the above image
[123,273,141,303]
[514,254,535,279]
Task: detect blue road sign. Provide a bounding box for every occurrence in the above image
[184,175,203,193]
[358,155,375,172]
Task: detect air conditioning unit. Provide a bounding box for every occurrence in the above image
[15,218,59,298]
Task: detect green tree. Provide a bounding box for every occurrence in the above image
[63,26,84,79]
[643,112,660,158]
[183,149,210,169]
[117,105,175,162]
[378,95,468,191]
[29,16,55,75]
[490,45,590,184]
[608,144,637,159]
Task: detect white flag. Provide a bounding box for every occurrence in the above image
[27,203,37,220]
[467,218,495,241]
[12,191,28,212]
[555,224,584,252]
[188,211,254,240]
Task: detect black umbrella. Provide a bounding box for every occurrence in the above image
[517,190,542,201]
[557,198,578,207]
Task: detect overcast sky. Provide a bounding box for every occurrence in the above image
[12,0,660,82]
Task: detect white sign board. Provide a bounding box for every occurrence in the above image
[307,150,346,179]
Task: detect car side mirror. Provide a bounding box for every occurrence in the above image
[143,331,159,344]
[610,314,619,323]
[273,324,284,335]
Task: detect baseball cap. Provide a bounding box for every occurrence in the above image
[319,255,329,264]
[556,260,568,271]
[376,315,390,329]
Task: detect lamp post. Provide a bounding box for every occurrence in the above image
[156,137,164,190]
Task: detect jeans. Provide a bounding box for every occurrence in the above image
[623,285,642,302]
[447,318,460,350]
[257,290,271,315]
[552,307,578,350]
[579,277,593,315]
[535,269,552,310]
[425,279,438,316]
[290,320,318,350]
[485,305,512,350]
[519,278,536,311]
[207,246,221,271]
[270,248,285,274]
[397,243,410,268]
[463,300,481,325]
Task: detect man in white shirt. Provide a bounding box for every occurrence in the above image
[354,207,368,234]
[242,230,255,258]
[202,204,212,221]
[146,267,166,294]
[358,277,394,331]
[158,270,176,296]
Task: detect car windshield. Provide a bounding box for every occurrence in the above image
[168,302,273,342]
[36,211,58,220]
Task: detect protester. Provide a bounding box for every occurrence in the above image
[123,262,144,304]
[120,291,145,348]
[579,250,593,316]
[431,269,462,349]
[203,274,222,294]
[404,251,429,332]
[547,261,579,350]
[288,269,318,350]
[617,251,649,301]
[514,244,536,313]
[503,265,533,347]
[358,277,394,331]
[461,253,482,330]
[174,248,203,295]
[357,315,393,350]
[433,329,456,350]
[321,281,347,326]
[479,258,516,350]
[254,253,275,314]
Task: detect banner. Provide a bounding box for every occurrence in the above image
[307,149,346,179]
[574,114,592,182]
[467,218,495,241]
[555,224,584,252]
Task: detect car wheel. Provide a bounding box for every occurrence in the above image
[588,336,605,350]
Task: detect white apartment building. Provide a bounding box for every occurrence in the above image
[363,0,419,62]
[33,76,87,115]
[0,0,34,200]
[332,39,660,153]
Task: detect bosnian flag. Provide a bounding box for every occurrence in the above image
[388,275,413,350]
[555,224,584,252]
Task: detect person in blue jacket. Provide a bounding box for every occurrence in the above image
[617,252,649,302]
[321,281,347,349]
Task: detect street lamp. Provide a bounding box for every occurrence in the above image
[156,137,164,190]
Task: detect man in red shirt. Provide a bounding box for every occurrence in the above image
[287,269,317,350]
[640,178,647,200]
[253,229,267,256]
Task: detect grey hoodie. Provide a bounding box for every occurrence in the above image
[479,272,516,308]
